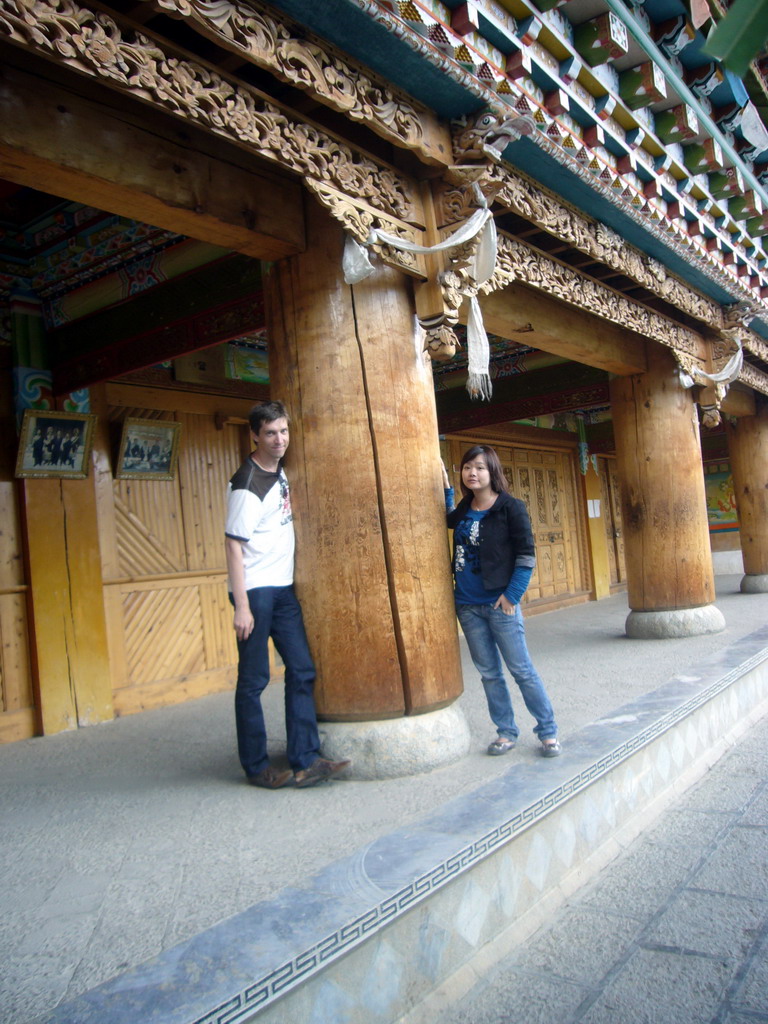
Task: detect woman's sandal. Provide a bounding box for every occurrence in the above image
[487,736,516,756]
[540,738,561,758]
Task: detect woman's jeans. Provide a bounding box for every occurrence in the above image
[233,585,320,776]
[456,602,557,740]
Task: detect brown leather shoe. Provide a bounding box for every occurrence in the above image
[294,757,351,788]
[247,765,293,789]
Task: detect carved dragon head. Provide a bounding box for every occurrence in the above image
[452,109,535,163]
[723,300,758,331]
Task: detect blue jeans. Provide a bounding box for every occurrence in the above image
[456,602,557,741]
[233,586,320,776]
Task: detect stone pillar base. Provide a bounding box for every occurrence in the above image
[625,604,725,639]
[741,574,768,594]
[318,704,470,780]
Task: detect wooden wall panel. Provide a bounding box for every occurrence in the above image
[122,585,206,682]
[0,481,30,733]
[112,665,236,716]
[101,391,250,717]
[1,366,35,742]
[0,593,35,742]
[177,414,244,572]
[200,579,238,668]
[111,579,237,715]
[21,476,113,734]
[113,476,186,576]
[102,585,130,688]
[108,406,186,577]
[113,492,182,577]
[0,481,24,589]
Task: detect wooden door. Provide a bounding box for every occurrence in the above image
[502,447,581,602]
[598,456,626,586]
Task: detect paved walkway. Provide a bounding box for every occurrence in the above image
[1,575,767,1022]
[440,711,768,1024]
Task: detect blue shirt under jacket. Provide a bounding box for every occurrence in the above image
[445,487,536,606]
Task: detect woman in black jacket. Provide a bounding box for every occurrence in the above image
[443,444,560,757]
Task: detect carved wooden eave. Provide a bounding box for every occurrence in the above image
[743,331,768,366]
[0,0,432,279]
[453,169,722,328]
[435,159,725,336]
[489,232,768,399]
[507,121,768,327]
[428,179,768,401]
[488,232,705,365]
[3,0,767,406]
[739,361,768,396]
[139,0,452,169]
[336,1,768,311]
[434,132,768,401]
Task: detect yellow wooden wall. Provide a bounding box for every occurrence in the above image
[0,366,34,742]
[0,390,34,742]
[95,383,254,716]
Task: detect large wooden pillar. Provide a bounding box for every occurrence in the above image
[264,197,463,722]
[609,344,724,638]
[724,401,768,593]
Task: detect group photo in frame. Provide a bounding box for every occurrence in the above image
[15,409,97,479]
[116,417,181,481]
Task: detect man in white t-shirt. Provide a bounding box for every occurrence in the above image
[225,401,350,789]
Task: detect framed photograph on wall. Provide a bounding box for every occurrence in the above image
[115,417,181,480]
[15,409,97,479]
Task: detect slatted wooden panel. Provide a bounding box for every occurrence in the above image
[112,409,186,576]
[122,584,206,681]
[200,577,239,667]
[177,411,244,572]
[0,589,34,742]
[0,423,35,742]
[103,396,246,715]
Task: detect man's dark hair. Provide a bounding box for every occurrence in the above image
[459,444,510,498]
[249,400,290,434]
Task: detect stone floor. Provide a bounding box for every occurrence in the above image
[1,576,767,1023]
[438,712,768,1024]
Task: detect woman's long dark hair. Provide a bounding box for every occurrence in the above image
[459,445,509,498]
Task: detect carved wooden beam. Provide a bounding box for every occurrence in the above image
[442,113,768,337]
[142,0,453,169]
[480,283,647,377]
[739,361,768,396]
[699,384,756,418]
[434,161,724,331]
[436,130,768,400]
[0,0,426,266]
[303,180,427,280]
[743,332,768,365]
[490,232,708,370]
[0,62,305,260]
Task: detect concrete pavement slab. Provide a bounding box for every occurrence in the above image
[1,577,767,1022]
